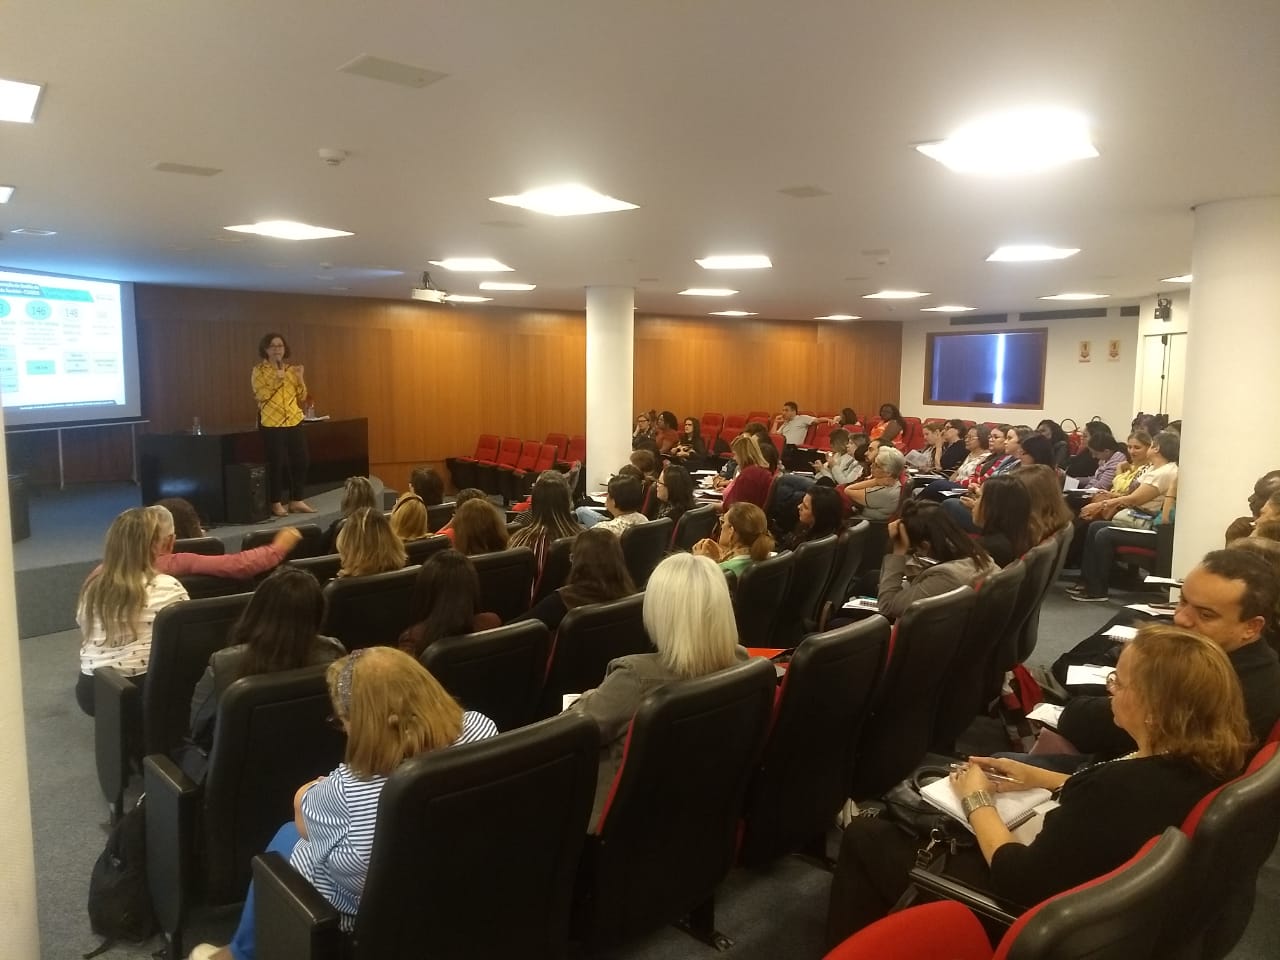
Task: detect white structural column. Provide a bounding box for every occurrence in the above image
[1174,196,1280,572]
[0,434,41,954]
[584,286,635,491]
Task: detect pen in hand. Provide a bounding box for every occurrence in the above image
[949,762,1022,785]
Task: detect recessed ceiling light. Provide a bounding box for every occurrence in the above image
[1039,292,1109,301]
[224,220,353,240]
[696,254,772,270]
[987,245,1080,262]
[443,294,493,303]
[8,227,55,236]
[916,108,1099,175]
[427,257,513,272]
[814,314,861,321]
[0,78,43,123]
[489,184,638,217]
[710,310,758,317]
[921,305,976,312]
[479,281,536,291]
[863,290,929,299]
[1162,274,1192,283]
[0,185,13,203]
[678,288,738,297]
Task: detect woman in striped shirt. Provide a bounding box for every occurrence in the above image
[190,647,497,960]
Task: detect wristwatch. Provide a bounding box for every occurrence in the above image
[961,789,995,820]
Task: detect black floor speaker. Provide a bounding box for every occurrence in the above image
[224,463,270,524]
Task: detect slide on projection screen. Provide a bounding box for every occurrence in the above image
[0,266,142,428]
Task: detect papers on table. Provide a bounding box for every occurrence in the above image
[691,470,718,477]
[1027,702,1065,728]
[1102,625,1139,642]
[1144,575,1182,587]
[938,488,967,498]
[841,597,880,612]
[696,489,724,499]
[1066,664,1115,687]
[586,490,608,500]
[919,776,1052,833]
[1125,603,1175,618]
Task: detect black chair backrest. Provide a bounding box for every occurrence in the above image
[773,534,840,648]
[426,502,456,533]
[178,573,256,599]
[1016,525,1073,664]
[202,665,346,903]
[671,505,718,552]
[471,547,537,622]
[732,552,796,648]
[350,713,599,959]
[854,520,890,575]
[540,594,651,718]
[532,536,575,606]
[287,552,343,585]
[619,517,674,588]
[173,536,225,556]
[997,538,1058,675]
[1008,828,1189,960]
[404,534,450,566]
[932,560,1027,752]
[322,566,420,651]
[850,585,978,798]
[421,620,550,732]
[820,521,870,626]
[242,523,324,559]
[740,617,890,866]
[143,592,254,756]
[585,658,775,943]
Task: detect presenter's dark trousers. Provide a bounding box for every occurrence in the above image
[262,423,309,503]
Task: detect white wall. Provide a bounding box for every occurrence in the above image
[1132,290,1191,420]
[899,310,1140,430]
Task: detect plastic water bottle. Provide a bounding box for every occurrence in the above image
[192,417,202,436]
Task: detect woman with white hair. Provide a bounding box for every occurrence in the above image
[569,552,744,828]
[843,446,906,520]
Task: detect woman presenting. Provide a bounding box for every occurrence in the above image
[252,332,314,516]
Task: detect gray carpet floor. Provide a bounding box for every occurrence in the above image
[20,580,1279,958]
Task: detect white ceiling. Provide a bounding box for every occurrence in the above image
[1,0,1277,321]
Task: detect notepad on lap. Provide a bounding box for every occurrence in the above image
[919,777,1052,833]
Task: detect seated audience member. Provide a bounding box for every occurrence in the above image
[568,552,742,828]
[668,416,708,469]
[918,426,1008,500]
[844,446,906,521]
[973,474,1033,567]
[938,419,969,473]
[1252,519,1280,543]
[388,492,430,542]
[1069,430,1179,601]
[836,407,859,428]
[435,487,486,544]
[509,472,584,579]
[780,485,846,551]
[773,401,834,470]
[75,507,190,716]
[1228,538,1280,651]
[151,504,301,581]
[628,449,662,517]
[826,625,1249,946]
[876,500,996,619]
[653,410,681,455]
[949,425,990,485]
[1081,431,1128,491]
[1055,549,1280,759]
[1064,431,1154,567]
[1036,419,1071,469]
[655,463,697,529]
[321,476,379,554]
[758,440,781,475]
[516,526,638,631]
[451,498,510,557]
[580,473,650,536]
[813,428,861,486]
[1018,434,1057,469]
[905,422,945,471]
[631,411,656,449]
[397,550,501,657]
[1224,469,1280,544]
[718,433,774,512]
[1064,421,1115,478]
[1017,464,1074,545]
[693,502,775,575]
[189,567,344,750]
[155,497,205,539]
[408,466,445,506]
[336,507,406,577]
[188,648,497,960]
[869,403,905,448]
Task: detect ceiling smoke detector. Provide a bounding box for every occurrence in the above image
[318,148,348,167]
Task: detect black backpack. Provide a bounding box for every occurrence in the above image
[85,797,155,957]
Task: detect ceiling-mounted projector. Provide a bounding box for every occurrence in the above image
[410,270,449,303]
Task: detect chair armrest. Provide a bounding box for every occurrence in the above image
[907,866,1020,926]
[94,667,141,819]
[252,852,344,960]
[144,753,201,941]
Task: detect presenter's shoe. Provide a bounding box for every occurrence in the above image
[271,502,289,518]
[289,500,317,514]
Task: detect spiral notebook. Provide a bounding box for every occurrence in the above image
[919,777,1052,833]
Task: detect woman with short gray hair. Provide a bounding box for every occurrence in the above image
[844,447,905,520]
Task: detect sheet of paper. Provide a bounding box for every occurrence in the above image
[690,470,718,476]
[1066,664,1115,687]
[841,597,880,611]
[919,777,1052,833]
[1144,576,1182,586]
[1102,625,1138,641]
[561,693,582,710]
[696,489,724,499]
[938,488,967,498]
[1027,702,1065,727]
[1125,603,1175,618]
[1063,475,1081,491]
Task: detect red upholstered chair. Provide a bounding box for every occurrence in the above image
[543,432,570,460]
[446,433,500,489]
[746,410,771,425]
[557,434,586,471]
[816,410,837,419]
[831,829,1189,960]
[724,413,748,431]
[507,442,558,503]
[1113,524,1174,579]
[700,412,724,434]
[495,440,542,503]
[476,436,522,494]
[768,431,785,454]
[717,426,742,459]
[899,417,925,451]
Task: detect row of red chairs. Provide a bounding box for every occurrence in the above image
[446,433,585,502]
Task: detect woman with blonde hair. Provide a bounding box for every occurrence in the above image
[388,491,430,542]
[827,624,1249,945]
[693,502,775,575]
[321,476,380,553]
[718,432,773,512]
[188,647,497,960]
[452,498,510,557]
[570,552,743,827]
[336,507,406,578]
[75,507,189,715]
